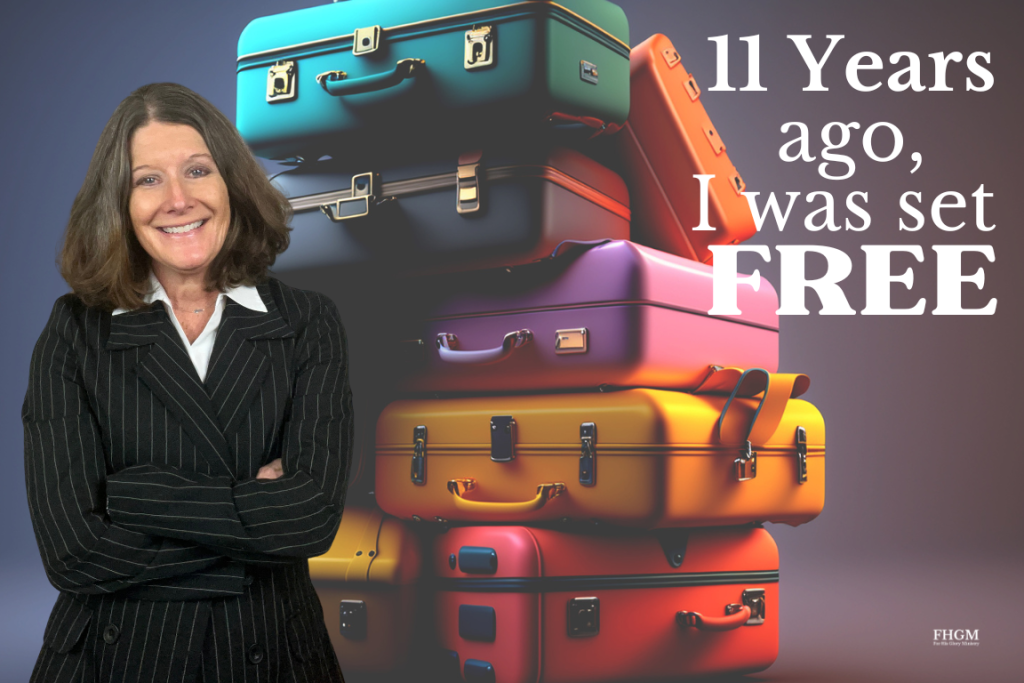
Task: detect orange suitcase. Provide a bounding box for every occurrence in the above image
[308,505,423,681]
[619,34,756,263]
[375,368,824,527]
[432,525,779,683]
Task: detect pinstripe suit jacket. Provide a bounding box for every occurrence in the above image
[23,279,353,683]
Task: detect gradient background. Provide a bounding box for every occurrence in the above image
[2,1,1021,682]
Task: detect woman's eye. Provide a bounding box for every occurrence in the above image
[187,166,211,178]
[134,176,157,186]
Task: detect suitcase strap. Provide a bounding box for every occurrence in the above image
[717,369,810,481]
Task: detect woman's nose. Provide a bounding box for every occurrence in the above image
[163,175,193,212]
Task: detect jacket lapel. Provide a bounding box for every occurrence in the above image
[108,304,234,477]
[204,283,295,438]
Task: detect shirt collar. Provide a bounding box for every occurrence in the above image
[112,273,267,315]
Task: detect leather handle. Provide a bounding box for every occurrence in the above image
[436,330,532,365]
[447,479,565,517]
[316,58,424,96]
[676,605,751,632]
[717,369,810,446]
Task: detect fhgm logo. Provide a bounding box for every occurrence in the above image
[933,629,980,647]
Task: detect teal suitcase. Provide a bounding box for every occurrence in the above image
[236,0,630,161]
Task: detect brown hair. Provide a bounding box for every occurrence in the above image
[60,82,291,310]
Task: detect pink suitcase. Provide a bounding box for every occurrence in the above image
[431,525,779,683]
[397,240,777,393]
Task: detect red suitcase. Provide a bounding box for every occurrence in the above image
[619,34,756,264]
[397,240,778,393]
[432,525,778,683]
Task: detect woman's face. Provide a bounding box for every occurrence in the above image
[129,121,230,284]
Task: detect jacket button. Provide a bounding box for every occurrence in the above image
[248,644,265,664]
[102,624,120,645]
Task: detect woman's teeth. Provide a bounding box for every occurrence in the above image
[160,219,204,234]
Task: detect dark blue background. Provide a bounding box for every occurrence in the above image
[2,2,1021,681]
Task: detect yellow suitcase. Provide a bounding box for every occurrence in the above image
[308,505,423,681]
[375,368,824,527]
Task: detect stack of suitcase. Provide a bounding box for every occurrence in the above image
[236,2,826,681]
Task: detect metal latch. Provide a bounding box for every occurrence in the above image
[339,600,368,639]
[703,124,726,155]
[725,589,766,626]
[465,25,495,70]
[579,422,596,486]
[266,61,297,103]
[567,597,600,637]
[490,416,515,462]
[353,26,381,56]
[411,425,427,485]
[734,440,757,481]
[456,159,482,214]
[320,172,382,221]
[684,73,701,102]
[580,60,599,85]
[555,328,588,354]
[662,48,681,69]
[729,168,747,196]
[795,426,808,484]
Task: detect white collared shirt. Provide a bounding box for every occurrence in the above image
[112,274,267,382]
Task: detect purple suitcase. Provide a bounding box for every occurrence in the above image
[397,240,778,393]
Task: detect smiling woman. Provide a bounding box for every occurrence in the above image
[24,83,352,683]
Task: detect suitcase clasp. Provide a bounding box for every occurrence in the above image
[464,25,495,70]
[456,157,483,214]
[266,61,297,103]
[580,60,600,85]
[795,426,808,484]
[567,597,600,637]
[734,440,757,481]
[320,172,384,222]
[411,425,427,485]
[490,416,516,462]
[555,328,588,354]
[353,26,381,56]
[579,422,596,486]
[729,589,767,626]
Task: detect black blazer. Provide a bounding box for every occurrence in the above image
[23,279,353,683]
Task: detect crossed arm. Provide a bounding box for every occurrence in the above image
[23,297,353,595]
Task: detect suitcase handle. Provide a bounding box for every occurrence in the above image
[717,369,810,446]
[447,479,565,516]
[435,330,532,365]
[316,58,425,96]
[676,605,750,632]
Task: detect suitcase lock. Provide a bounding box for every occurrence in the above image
[320,172,385,222]
[266,61,297,103]
[465,26,495,70]
[339,600,368,639]
[411,425,427,485]
[795,426,808,484]
[567,597,600,637]
[352,26,381,56]
[490,416,516,462]
[579,422,596,486]
[734,440,757,481]
[456,160,483,214]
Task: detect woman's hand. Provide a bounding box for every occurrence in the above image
[256,458,284,480]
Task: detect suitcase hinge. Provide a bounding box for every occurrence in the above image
[464,25,495,70]
[353,26,381,56]
[579,422,596,486]
[795,426,808,484]
[411,425,427,485]
[567,597,600,637]
[490,416,516,462]
[266,60,297,103]
[734,440,757,481]
[320,172,388,222]
[456,160,483,214]
[725,589,766,626]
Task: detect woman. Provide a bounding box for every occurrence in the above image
[23,82,352,683]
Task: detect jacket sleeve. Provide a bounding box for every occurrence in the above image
[106,295,353,558]
[23,298,242,595]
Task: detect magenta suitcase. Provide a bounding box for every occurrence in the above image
[397,240,778,393]
[431,525,779,683]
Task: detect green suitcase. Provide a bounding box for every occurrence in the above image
[237,0,629,160]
